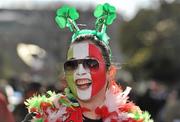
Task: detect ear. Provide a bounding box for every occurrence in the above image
[106,65,117,82]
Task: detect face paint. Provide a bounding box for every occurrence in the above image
[65,47,77,97]
[65,42,106,100]
[89,43,106,97]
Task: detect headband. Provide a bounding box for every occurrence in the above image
[55,3,117,60]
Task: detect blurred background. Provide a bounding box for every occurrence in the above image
[0,0,180,122]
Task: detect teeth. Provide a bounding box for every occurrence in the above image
[76,79,91,85]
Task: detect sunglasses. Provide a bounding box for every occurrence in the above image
[64,59,99,73]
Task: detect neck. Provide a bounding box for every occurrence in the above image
[77,84,107,120]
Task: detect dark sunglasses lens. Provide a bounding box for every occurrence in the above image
[84,59,99,70]
[64,60,78,71]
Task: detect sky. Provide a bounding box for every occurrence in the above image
[0,0,160,20]
[60,0,155,20]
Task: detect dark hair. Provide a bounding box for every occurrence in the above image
[71,35,111,69]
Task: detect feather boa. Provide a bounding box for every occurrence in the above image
[25,84,153,122]
[95,82,153,122]
[24,91,79,122]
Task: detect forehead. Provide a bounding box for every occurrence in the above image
[67,41,101,60]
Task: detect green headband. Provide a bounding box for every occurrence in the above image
[55,3,117,60]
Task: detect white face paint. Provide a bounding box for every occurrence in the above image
[66,41,107,101]
[71,42,92,100]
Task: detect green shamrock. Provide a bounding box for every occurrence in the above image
[94,3,116,25]
[55,5,79,29]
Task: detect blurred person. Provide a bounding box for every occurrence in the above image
[0,91,15,122]
[161,86,180,122]
[13,82,42,122]
[8,76,21,91]
[45,74,67,93]
[137,80,167,121]
[24,3,153,122]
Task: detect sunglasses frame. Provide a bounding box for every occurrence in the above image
[64,58,100,73]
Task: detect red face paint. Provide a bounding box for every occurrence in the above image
[89,44,106,97]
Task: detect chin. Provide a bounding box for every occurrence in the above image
[77,85,92,101]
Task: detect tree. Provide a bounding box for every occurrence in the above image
[119,1,180,83]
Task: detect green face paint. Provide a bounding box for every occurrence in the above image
[65,47,78,97]
[66,72,77,97]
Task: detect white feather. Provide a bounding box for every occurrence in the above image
[104,86,131,112]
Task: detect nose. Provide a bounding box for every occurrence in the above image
[76,64,87,76]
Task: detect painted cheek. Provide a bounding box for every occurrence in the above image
[66,48,78,96]
[65,72,78,97]
[89,44,106,97]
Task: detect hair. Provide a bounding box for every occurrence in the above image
[70,35,111,69]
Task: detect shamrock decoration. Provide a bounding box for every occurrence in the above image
[94,3,116,32]
[55,5,79,32]
[54,3,117,62]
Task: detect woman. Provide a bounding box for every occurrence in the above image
[24,3,153,122]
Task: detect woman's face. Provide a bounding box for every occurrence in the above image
[64,41,107,100]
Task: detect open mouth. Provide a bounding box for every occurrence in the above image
[76,79,92,90]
